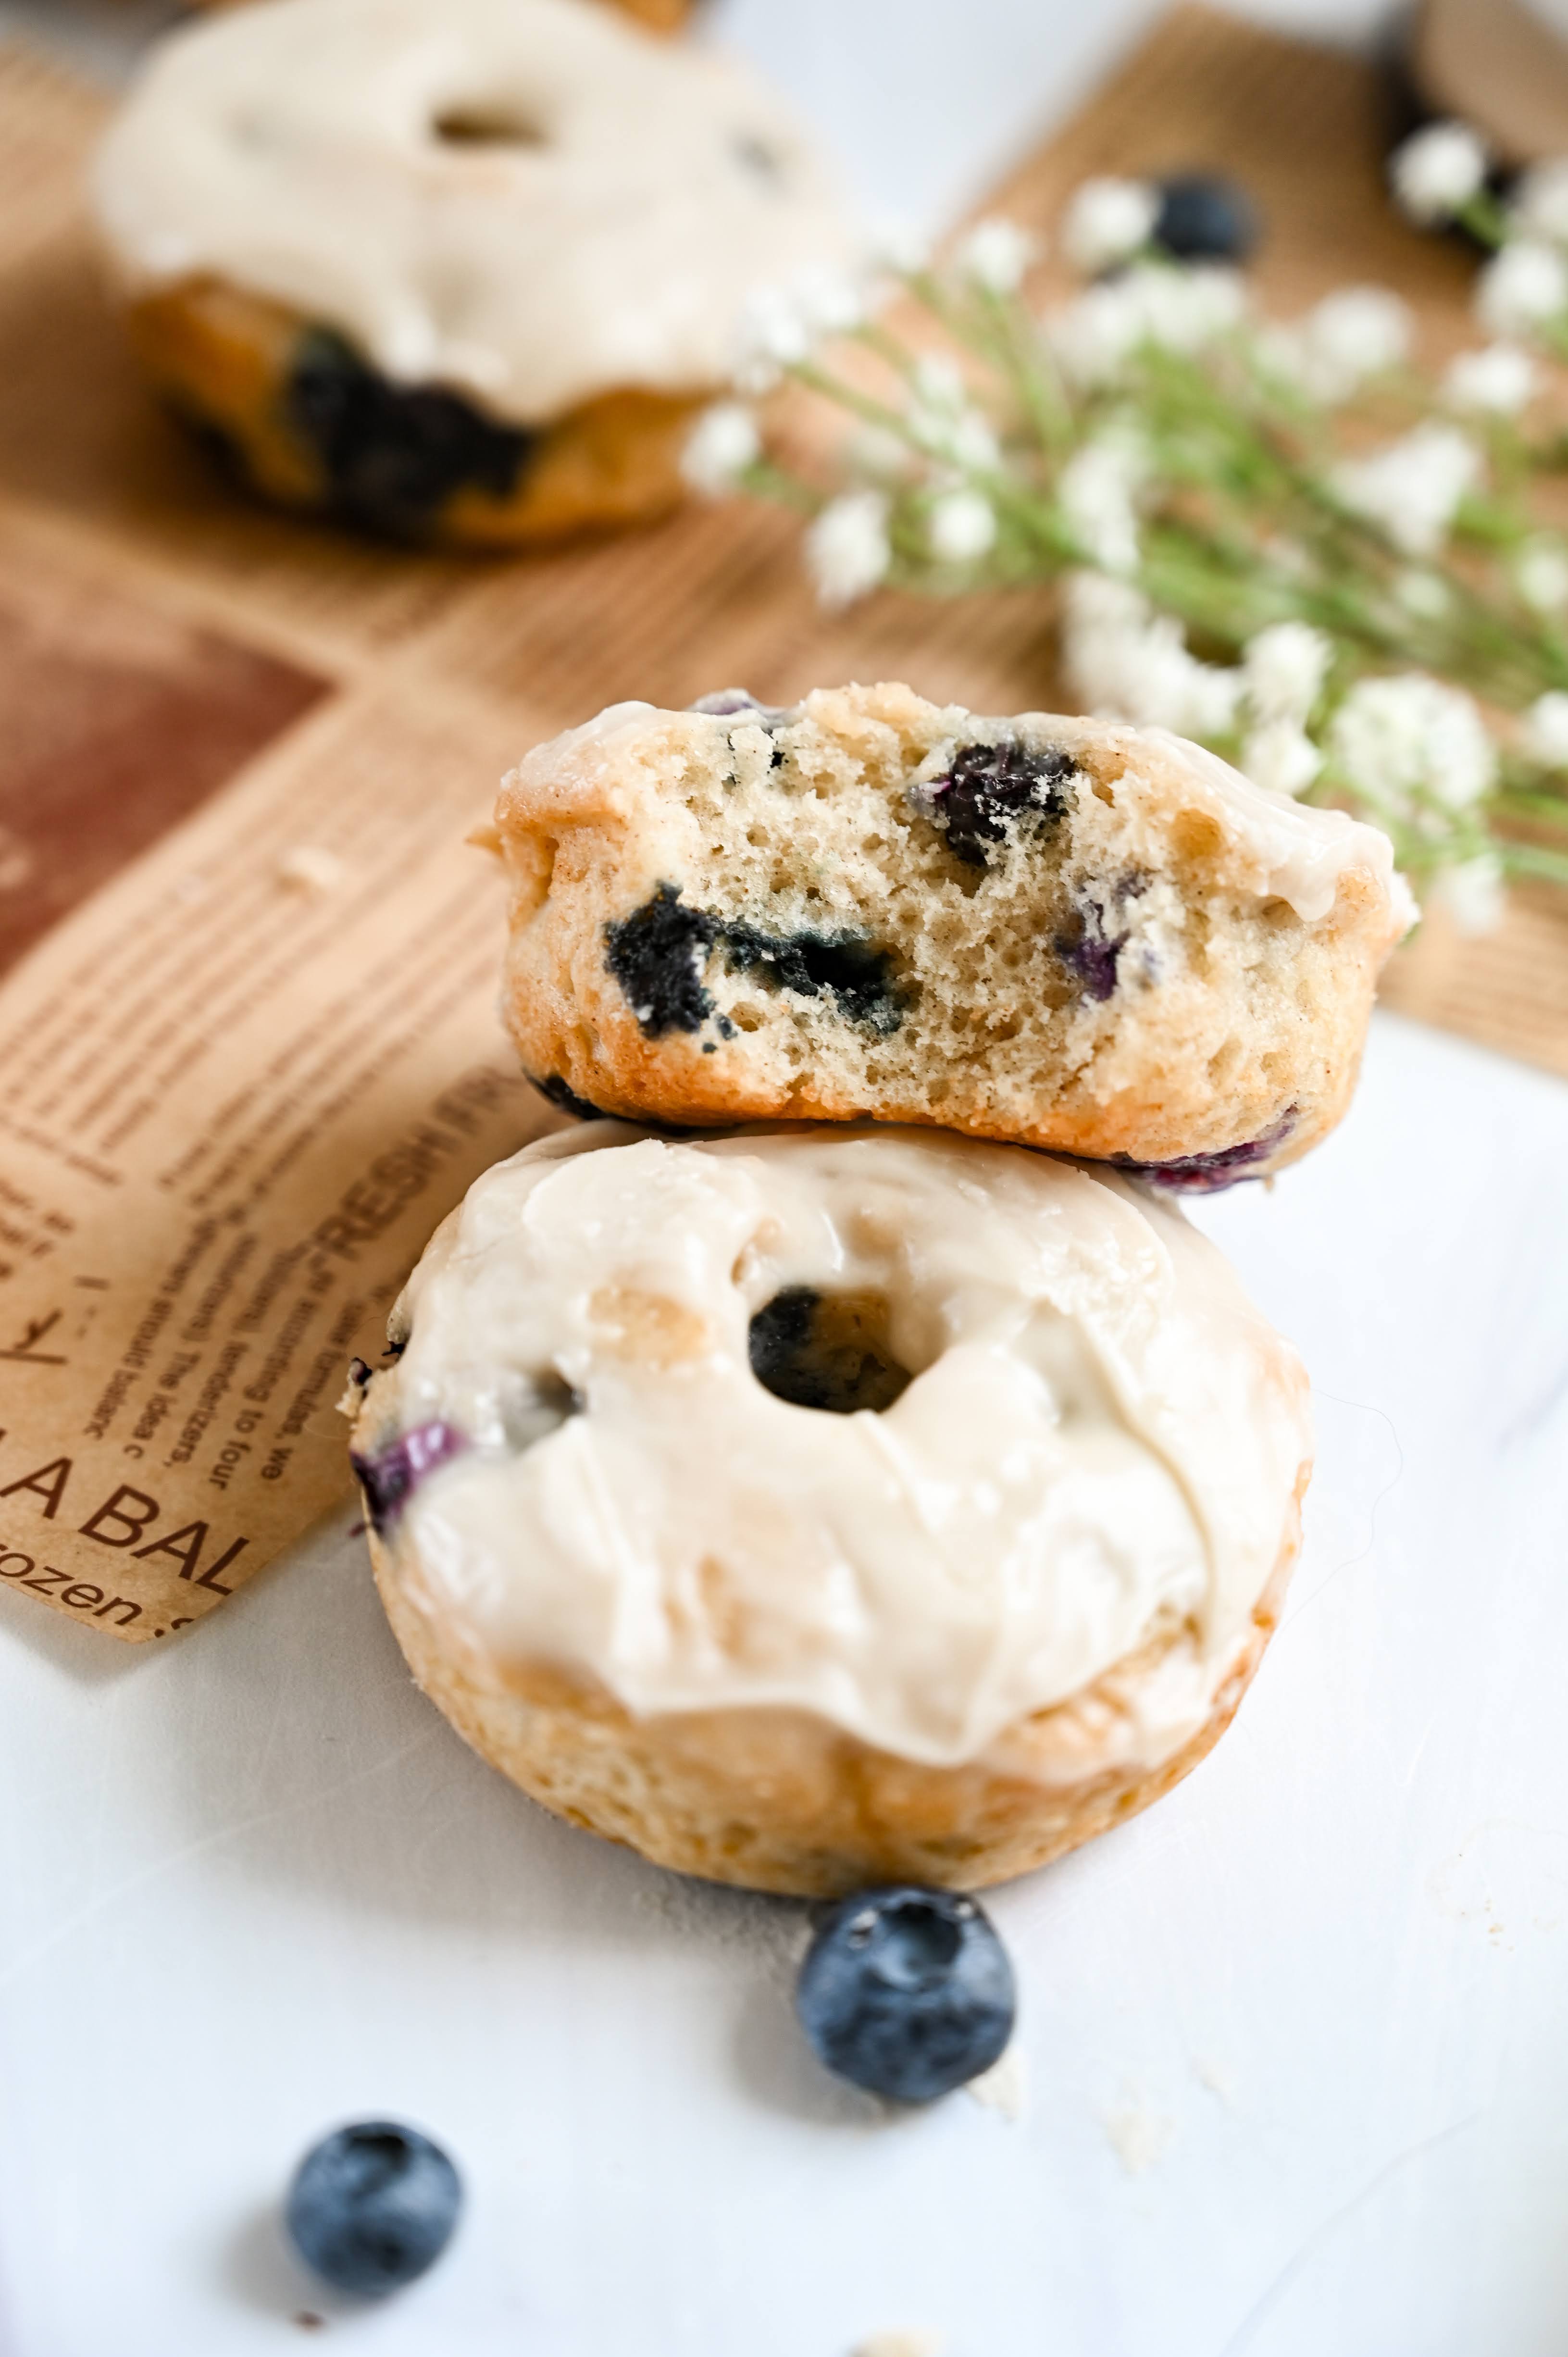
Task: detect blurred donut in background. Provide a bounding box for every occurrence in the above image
[91,0,856,546]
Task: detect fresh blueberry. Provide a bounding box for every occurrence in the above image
[919,739,1077,868]
[1115,1108,1297,1193]
[285,2121,461,2296]
[796,1886,1016,2102]
[1152,173,1259,264]
[531,1072,608,1121]
[1055,875,1148,1002]
[285,328,536,541]
[603,883,721,1036]
[349,1421,466,1535]
[721,920,903,1034]
[1055,891,1125,1001]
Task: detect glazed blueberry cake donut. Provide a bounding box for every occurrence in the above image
[90,0,854,545]
[490,683,1413,1184]
[351,1122,1311,1895]
[349,1121,1312,1896]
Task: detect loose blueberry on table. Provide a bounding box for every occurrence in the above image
[796,1886,1016,2102]
[1151,172,1259,263]
[286,2121,462,2296]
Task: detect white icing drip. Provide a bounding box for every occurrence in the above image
[373,1126,1311,1769]
[91,0,861,423]
[1142,727,1405,924]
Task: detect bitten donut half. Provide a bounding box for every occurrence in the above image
[349,1122,1313,1896]
[491,685,1413,1185]
[90,0,855,545]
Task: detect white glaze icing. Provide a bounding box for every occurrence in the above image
[1140,726,1409,926]
[369,1125,1311,1770]
[91,0,860,422]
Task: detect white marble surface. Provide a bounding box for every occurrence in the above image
[3,3,1567,2352]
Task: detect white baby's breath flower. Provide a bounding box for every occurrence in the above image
[805,490,890,608]
[1442,342,1537,415]
[1243,621,1331,725]
[680,402,760,498]
[1515,536,1568,614]
[1389,122,1487,224]
[1330,673,1496,819]
[734,286,809,392]
[1332,423,1481,557]
[947,412,1001,470]
[927,488,997,563]
[1511,160,1568,244]
[1477,239,1568,337]
[1058,436,1147,576]
[1523,689,1568,767]
[958,217,1036,296]
[1394,568,1452,620]
[905,360,999,472]
[1048,264,1242,389]
[1242,720,1323,798]
[794,267,864,338]
[1061,568,1147,642]
[1430,852,1506,933]
[1292,286,1413,401]
[1047,280,1145,388]
[1061,572,1244,737]
[844,423,910,481]
[1135,262,1246,352]
[912,353,966,411]
[1062,177,1159,274]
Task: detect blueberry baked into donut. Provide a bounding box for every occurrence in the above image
[90,0,855,545]
[349,1122,1312,1895]
[489,683,1414,1183]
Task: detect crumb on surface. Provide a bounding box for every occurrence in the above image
[965,2037,1027,2123]
[277,844,348,895]
[1104,2088,1176,2176]
[1194,2055,1236,2104]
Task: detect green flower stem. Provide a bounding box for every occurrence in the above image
[1500,840,1568,882]
[1454,188,1510,249]
[1493,786,1568,828]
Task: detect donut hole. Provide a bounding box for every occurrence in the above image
[748,1286,912,1414]
[433,103,550,150]
[502,1368,582,1450]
